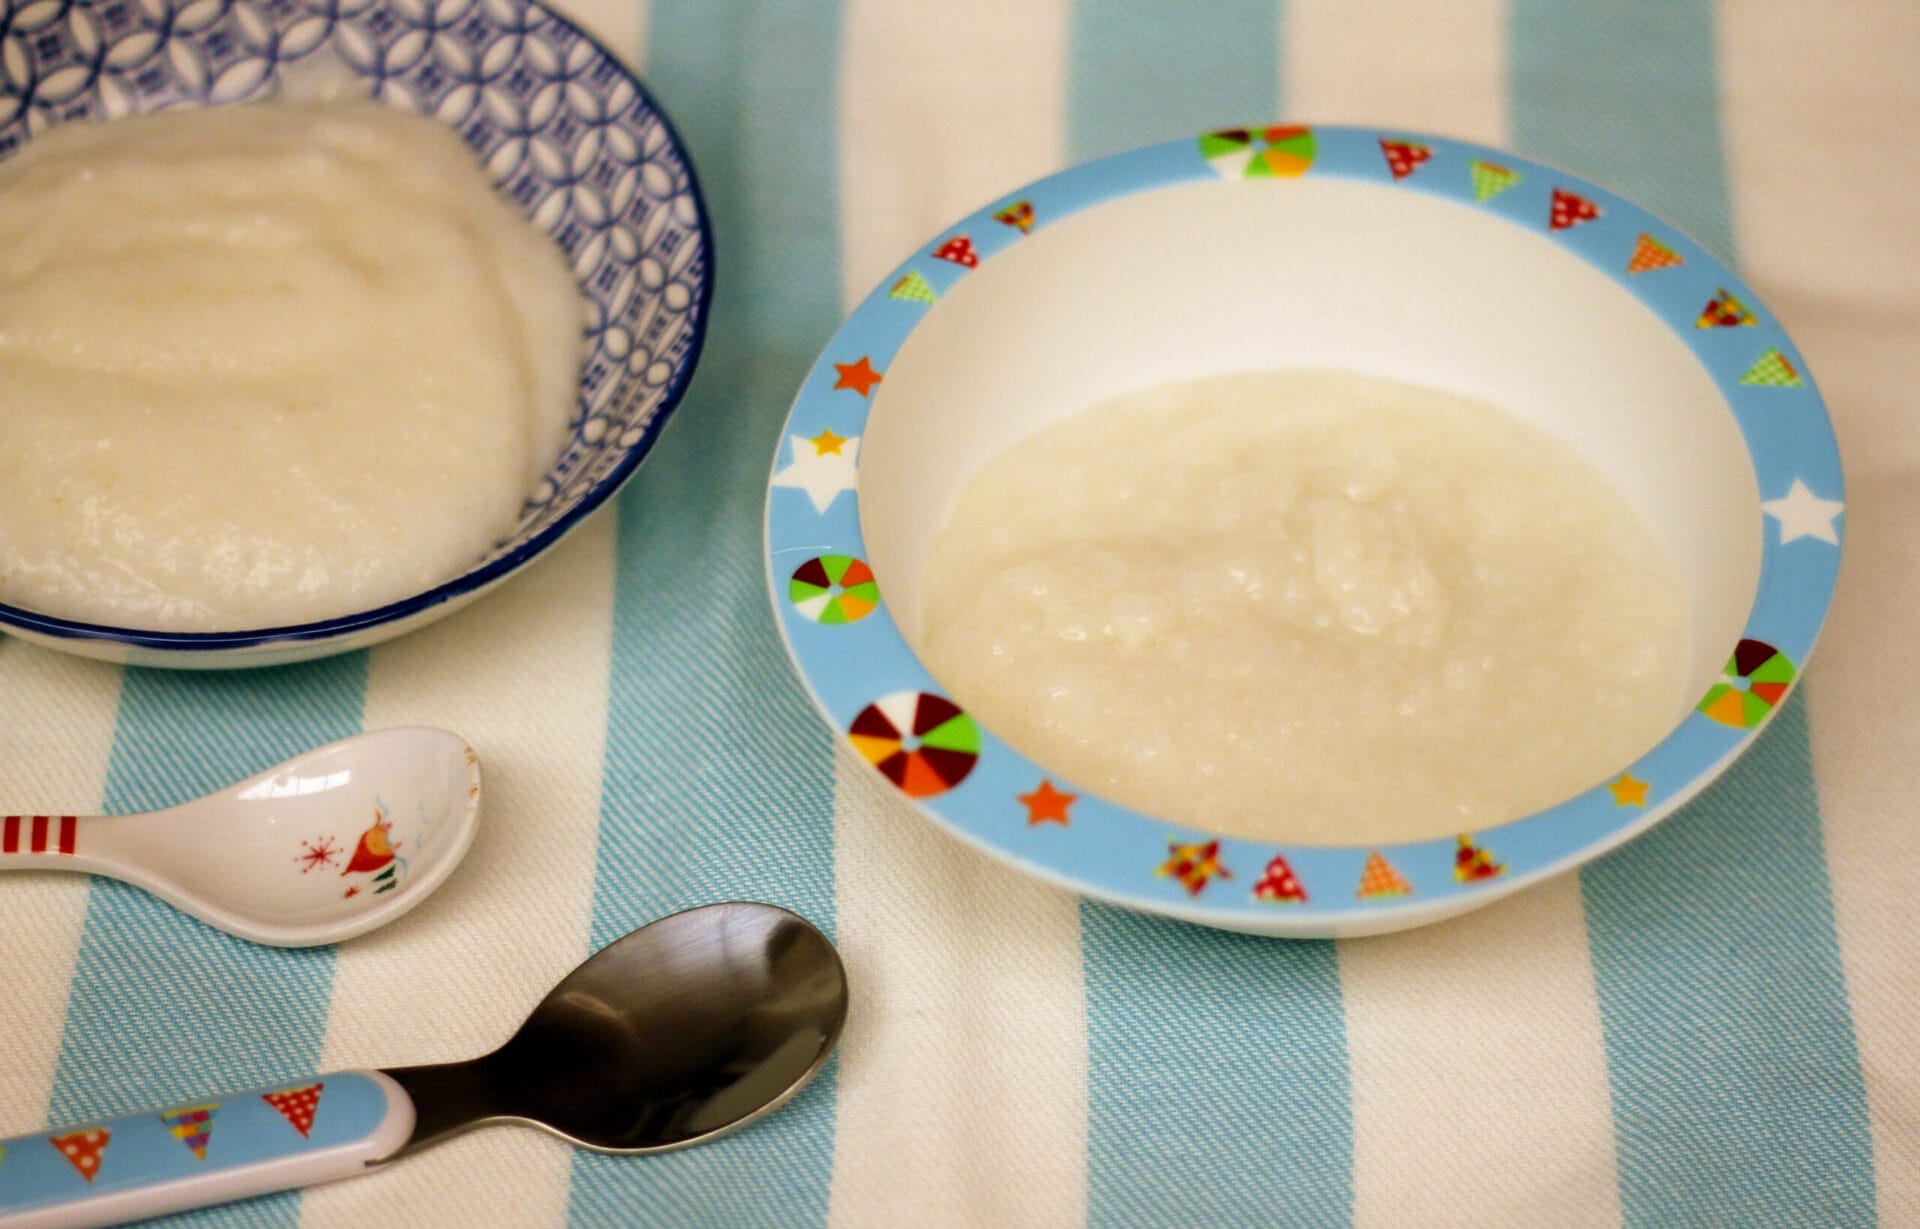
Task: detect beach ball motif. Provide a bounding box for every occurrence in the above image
[1698,638,1795,728]
[849,692,980,798]
[789,555,880,625]
[1199,125,1315,179]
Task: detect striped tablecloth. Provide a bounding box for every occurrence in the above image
[3,3,1913,1225]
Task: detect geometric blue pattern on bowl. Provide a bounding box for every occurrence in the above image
[0,0,710,656]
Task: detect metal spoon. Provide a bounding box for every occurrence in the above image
[0,728,480,947]
[0,903,848,1228]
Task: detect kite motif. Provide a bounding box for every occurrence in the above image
[1697,288,1756,328]
[1454,835,1505,883]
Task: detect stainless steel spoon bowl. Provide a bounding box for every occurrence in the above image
[387,900,849,1155]
[0,903,848,1228]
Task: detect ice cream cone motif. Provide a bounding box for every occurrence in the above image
[341,812,398,876]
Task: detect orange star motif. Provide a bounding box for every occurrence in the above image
[1019,779,1076,826]
[810,428,848,455]
[1608,773,1650,807]
[832,356,884,397]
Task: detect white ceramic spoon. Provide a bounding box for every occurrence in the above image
[0,729,480,947]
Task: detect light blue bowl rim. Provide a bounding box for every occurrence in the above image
[0,0,714,653]
[765,125,1843,928]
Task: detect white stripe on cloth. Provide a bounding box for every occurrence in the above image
[1720,5,1920,1219]
[836,0,1072,307]
[301,514,618,1229]
[1283,0,1509,139]
[0,643,120,1137]
[829,4,1087,1226]
[1285,6,1621,1224]
[571,0,647,71]
[1336,890,1622,1227]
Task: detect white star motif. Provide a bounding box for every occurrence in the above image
[1761,478,1843,545]
[772,432,860,513]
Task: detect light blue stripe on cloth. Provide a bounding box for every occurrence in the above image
[1081,910,1353,1229]
[1512,6,1877,1223]
[567,2,842,1226]
[1069,7,1354,1227]
[47,657,366,1229]
[1069,0,1284,161]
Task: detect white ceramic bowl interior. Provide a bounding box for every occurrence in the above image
[863,176,1758,714]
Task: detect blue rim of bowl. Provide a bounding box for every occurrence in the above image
[0,0,714,653]
[765,125,1844,928]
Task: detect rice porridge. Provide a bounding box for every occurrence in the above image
[916,369,1690,845]
[0,101,582,631]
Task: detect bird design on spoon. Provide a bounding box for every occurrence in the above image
[342,812,399,874]
[340,809,403,896]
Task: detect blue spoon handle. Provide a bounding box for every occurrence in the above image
[0,1071,414,1228]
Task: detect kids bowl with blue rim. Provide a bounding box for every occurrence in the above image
[766,126,1842,938]
[0,0,710,667]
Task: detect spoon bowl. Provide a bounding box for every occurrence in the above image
[0,728,481,946]
[389,901,849,1154]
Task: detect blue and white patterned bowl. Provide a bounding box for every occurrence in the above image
[766,127,1843,938]
[0,0,710,667]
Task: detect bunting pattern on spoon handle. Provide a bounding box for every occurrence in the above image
[0,1071,414,1226]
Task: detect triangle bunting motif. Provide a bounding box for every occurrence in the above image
[1356,851,1412,899]
[1380,139,1432,180]
[1252,854,1307,904]
[161,1104,220,1161]
[1627,232,1683,274]
[932,235,977,268]
[1469,160,1520,202]
[1549,188,1601,232]
[889,270,935,305]
[262,1083,324,1139]
[1741,349,1802,387]
[49,1129,109,1183]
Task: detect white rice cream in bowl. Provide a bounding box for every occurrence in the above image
[0,101,582,634]
[918,369,1690,847]
[771,127,1841,938]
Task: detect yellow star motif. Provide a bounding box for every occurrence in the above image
[810,428,848,456]
[1608,773,1650,807]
